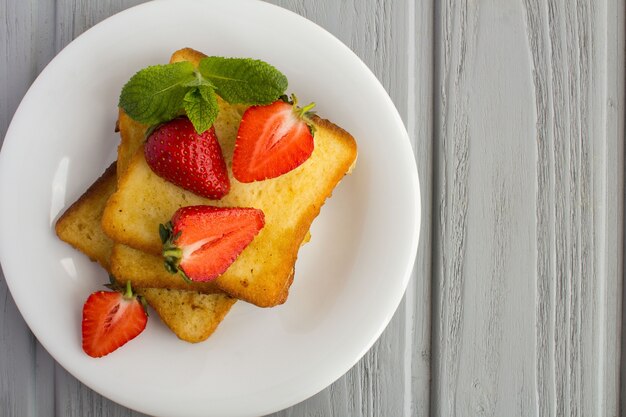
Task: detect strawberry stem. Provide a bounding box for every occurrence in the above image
[163,247,182,259]
[299,102,316,116]
[123,280,134,299]
[289,93,316,119]
[163,246,182,273]
[160,221,192,283]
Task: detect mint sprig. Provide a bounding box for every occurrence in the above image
[118,56,288,134]
[119,62,195,125]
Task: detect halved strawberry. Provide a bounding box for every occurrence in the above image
[232,97,315,182]
[82,281,148,358]
[161,206,265,282]
[145,117,230,199]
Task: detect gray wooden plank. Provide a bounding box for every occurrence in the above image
[1,0,57,416]
[0,282,36,416]
[34,343,56,417]
[608,0,626,413]
[407,0,434,413]
[1,0,56,137]
[55,366,148,417]
[54,0,147,53]
[525,1,623,414]
[432,0,624,415]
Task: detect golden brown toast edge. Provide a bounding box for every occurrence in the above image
[117,110,149,180]
[138,288,236,343]
[55,163,118,270]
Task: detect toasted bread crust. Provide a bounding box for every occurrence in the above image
[117,110,148,180]
[55,163,118,269]
[169,47,207,64]
[311,115,358,166]
[138,288,236,343]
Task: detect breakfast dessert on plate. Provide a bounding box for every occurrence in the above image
[56,47,357,356]
[55,163,236,346]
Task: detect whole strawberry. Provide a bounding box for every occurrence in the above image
[145,117,230,199]
[82,281,148,358]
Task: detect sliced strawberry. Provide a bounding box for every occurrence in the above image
[145,117,230,199]
[82,281,148,358]
[161,206,265,282]
[232,97,315,182]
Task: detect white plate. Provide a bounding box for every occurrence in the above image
[0,1,420,416]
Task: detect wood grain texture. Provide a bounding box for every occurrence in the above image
[55,366,147,417]
[601,0,625,414]
[404,0,433,414]
[432,0,623,416]
[1,1,55,415]
[524,0,624,415]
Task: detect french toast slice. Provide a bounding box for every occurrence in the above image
[102,48,357,307]
[55,163,235,343]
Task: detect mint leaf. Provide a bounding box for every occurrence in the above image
[183,85,218,134]
[198,57,288,104]
[119,61,195,125]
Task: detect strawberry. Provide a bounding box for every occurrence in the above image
[82,281,148,358]
[161,206,265,282]
[232,96,315,182]
[145,117,230,199]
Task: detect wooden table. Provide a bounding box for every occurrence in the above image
[1,0,623,415]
